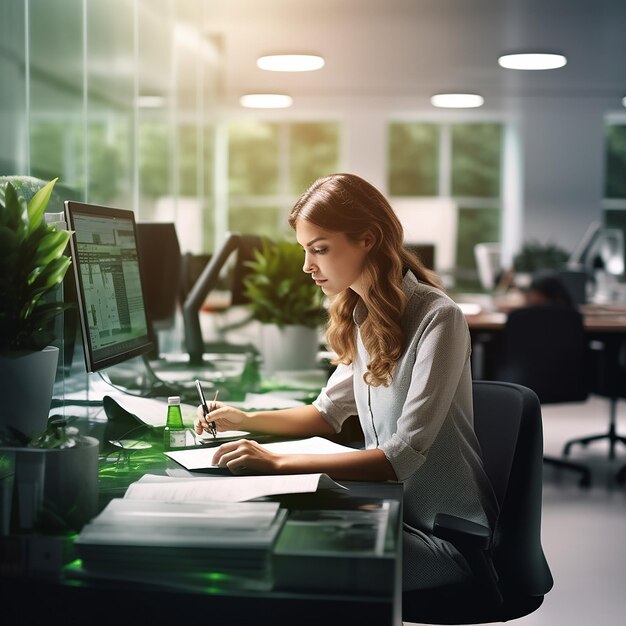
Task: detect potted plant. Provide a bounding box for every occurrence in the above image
[1,417,99,532]
[513,240,570,273]
[0,177,72,438]
[512,240,570,288]
[243,239,326,374]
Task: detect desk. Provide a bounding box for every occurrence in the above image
[466,304,626,333]
[464,303,626,380]
[1,483,402,626]
[1,449,403,626]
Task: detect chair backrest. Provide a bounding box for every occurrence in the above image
[495,304,588,404]
[472,381,553,597]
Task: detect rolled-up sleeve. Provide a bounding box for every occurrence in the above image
[379,303,471,481]
[312,362,357,433]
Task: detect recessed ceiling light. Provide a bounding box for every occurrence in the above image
[498,53,567,70]
[431,93,484,108]
[240,94,294,108]
[257,54,325,72]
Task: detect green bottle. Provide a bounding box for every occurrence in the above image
[163,396,185,450]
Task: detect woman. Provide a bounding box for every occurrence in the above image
[195,173,498,590]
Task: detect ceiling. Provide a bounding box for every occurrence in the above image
[203,0,626,112]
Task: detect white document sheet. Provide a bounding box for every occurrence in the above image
[165,436,358,471]
[123,472,346,503]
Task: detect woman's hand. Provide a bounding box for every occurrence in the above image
[194,403,248,435]
[211,439,282,475]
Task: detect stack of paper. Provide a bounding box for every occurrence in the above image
[76,497,287,578]
[75,467,348,584]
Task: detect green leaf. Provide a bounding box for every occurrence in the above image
[0,226,18,256]
[1,183,28,240]
[32,229,71,267]
[29,255,71,292]
[27,178,57,234]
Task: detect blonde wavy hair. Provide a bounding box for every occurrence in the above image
[288,173,441,387]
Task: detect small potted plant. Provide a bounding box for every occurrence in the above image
[0,177,72,438]
[243,239,326,374]
[513,240,570,288]
[1,416,99,532]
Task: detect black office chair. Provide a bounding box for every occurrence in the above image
[490,304,592,487]
[563,335,626,463]
[403,381,553,624]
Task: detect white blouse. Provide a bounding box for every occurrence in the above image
[313,271,498,589]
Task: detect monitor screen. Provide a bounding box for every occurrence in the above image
[64,201,154,372]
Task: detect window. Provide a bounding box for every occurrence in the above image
[605,123,626,199]
[603,122,626,256]
[388,123,439,196]
[227,121,341,241]
[451,123,501,198]
[10,0,218,253]
[388,121,503,286]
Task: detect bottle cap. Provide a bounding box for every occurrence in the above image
[167,396,181,405]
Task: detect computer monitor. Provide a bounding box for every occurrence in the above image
[136,222,181,330]
[64,201,154,372]
[404,243,436,271]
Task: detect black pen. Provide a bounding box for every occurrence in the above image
[195,380,218,438]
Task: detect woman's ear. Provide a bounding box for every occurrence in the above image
[362,229,378,251]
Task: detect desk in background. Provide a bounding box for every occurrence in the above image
[465,303,626,333]
[462,299,626,383]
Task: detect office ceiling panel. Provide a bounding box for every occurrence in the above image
[203,0,626,110]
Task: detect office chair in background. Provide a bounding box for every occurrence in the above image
[563,336,626,463]
[403,381,553,624]
[490,304,592,487]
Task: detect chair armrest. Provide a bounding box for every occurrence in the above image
[433,513,502,606]
[433,513,491,550]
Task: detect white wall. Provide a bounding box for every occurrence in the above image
[520,98,608,252]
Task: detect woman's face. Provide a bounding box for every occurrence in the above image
[295,219,372,298]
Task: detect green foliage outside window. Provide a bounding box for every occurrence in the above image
[30,122,65,183]
[289,122,340,194]
[388,123,439,196]
[451,123,502,198]
[179,125,198,196]
[227,121,340,241]
[139,121,169,199]
[228,121,279,195]
[229,205,283,240]
[86,122,128,205]
[456,207,501,270]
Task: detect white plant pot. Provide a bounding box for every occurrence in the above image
[12,435,99,532]
[260,324,318,375]
[0,345,59,439]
